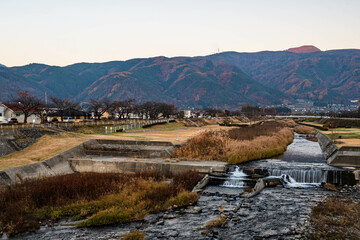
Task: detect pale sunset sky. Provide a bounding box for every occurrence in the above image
[1,0,359,67]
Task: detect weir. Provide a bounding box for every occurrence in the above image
[208,133,357,191]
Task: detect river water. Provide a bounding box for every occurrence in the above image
[8,133,342,240]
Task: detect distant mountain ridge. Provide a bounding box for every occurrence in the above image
[1,57,288,108]
[0,46,359,107]
[207,48,360,103]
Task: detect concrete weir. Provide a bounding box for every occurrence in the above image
[316,132,360,167]
[0,139,228,187]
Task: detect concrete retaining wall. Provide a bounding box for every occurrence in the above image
[0,128,57,157]
[68,158,228,175]
[83,139,175,158]
[0,135,20,157]
[0,143,85,187]
[316,131,360,167]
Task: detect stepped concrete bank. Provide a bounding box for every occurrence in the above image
[316,132,360,168]
[0,139,228,187]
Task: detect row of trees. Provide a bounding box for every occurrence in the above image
[203,105,291,119]
[5,91,178,123]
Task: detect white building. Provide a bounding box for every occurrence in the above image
[182,110,192,118]
[0,105,5,123]
[1,104,42,124]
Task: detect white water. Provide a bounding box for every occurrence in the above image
[268,168,328,187]
[221,167,249,188]
[275,174,320,188]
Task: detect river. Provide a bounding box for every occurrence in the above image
[8,133,344,240]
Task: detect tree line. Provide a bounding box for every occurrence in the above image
[4,90,178,123]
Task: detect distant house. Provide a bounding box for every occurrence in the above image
[0,104,5,123]
[1,104,42,123]
[47,109,90,122]
[182,110,192,118]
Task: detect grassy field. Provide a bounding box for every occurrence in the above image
[299,120,360,147]
[0,124,229,170]
[0,171,201,236]
[320,128,360,147]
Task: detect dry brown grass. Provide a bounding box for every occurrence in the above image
[173,121,294,164]
[308,195,360,239]
[281,119,297,128]
[119,230,146,240]
[0,171,201,236]
[0,132,88,170]
[205,214,227,228]
[176,118,216,127]
[294,125,316,135]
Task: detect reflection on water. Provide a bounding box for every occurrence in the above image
[280,133,325,163]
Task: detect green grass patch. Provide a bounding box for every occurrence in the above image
[325,132,360,140]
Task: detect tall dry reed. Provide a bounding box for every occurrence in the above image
[173,121,294,164]
[293,125,316,135]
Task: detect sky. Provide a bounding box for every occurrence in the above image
[1,0,360,67]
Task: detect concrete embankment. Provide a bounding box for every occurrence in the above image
[0,128,57,157]
[68,157,227,175]
[0,144,84,186]
[316,131,360,168]
[0,139,228,187]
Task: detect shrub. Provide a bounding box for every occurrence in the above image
[205,214,227,228]
[308,195,360,239]
[120,230,146,240]
[294,125,316,135]
[173,130,229,161]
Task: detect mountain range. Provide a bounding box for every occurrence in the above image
[0,45,359,108]
[206,47,360,104]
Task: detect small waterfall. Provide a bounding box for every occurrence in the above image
[221,166,249,188]
[268,168,328,187]
[268,169,328,184]
[230,166,248,179]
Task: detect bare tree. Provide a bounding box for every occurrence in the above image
[135,101,176,119]
[113,98,136,119]
[50,96,79,121]
[88,99,114,120]
[241,104,260,124]
[157,103,177,118]
[10,90,43,123]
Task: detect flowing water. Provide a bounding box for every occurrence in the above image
[216,133,346,189]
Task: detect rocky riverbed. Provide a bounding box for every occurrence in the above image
[8,187,341,240]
